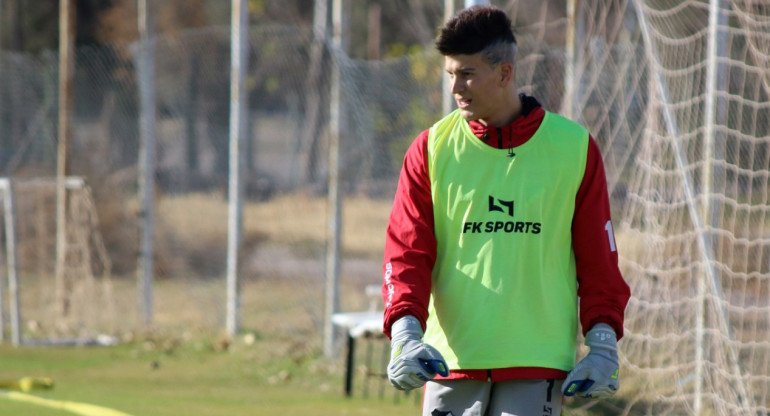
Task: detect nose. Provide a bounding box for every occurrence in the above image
[450,76,464,94]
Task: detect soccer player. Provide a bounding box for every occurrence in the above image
[381,6,631,416]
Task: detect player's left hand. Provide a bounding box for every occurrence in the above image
[562,323,619,399]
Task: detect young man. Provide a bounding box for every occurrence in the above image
[381,6,631,416]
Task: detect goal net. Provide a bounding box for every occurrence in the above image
[566,0,770,414]
[0,177,117,345]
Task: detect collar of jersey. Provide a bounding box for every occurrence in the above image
[459,111,551,157]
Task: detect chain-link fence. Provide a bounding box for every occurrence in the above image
[0,6,568,340]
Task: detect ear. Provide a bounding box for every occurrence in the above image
[499,62,514,87]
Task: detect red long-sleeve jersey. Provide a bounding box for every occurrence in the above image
[382,96,630,381]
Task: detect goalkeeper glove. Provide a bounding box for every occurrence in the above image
[387,315,449,391]
[562,323,620,399]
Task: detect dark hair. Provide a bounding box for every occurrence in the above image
[435,6,517,66]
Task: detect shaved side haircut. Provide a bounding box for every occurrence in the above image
[435,6,518,67]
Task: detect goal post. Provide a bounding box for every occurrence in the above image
[0,176,116,346]
[0,178,21,346]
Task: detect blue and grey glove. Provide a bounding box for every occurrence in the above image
[562,323,620,399]
[387,315,449,391]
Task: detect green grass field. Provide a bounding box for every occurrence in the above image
[0,334,631,416]
[1,192,422,415]
[1,192,417,415]
[0,334,419,416]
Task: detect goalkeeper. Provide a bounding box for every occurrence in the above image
[381,5,631,416]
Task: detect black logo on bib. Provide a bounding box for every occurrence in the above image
[488,195,514,217]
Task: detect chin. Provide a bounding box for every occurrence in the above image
[459,109,475,120]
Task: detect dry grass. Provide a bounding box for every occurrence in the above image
[12,190,392,345]
[157,192,392,259]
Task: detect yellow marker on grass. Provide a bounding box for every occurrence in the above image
[0,377,54,392]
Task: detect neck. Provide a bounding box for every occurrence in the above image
[480,92,522,127]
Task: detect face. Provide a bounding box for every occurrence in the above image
[445,53,511,126]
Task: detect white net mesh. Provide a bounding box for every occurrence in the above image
[580,1,770,414]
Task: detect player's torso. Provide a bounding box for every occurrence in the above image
[423,110,588,371]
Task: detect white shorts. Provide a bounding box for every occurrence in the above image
[422,379,563,416]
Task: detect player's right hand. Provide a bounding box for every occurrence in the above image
[387,339,448,391]
[387,315,449,391]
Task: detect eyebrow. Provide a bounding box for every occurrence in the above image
[447,66,476,73]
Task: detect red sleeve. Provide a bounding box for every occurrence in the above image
[573,136,631,339]
[382,130,436,339]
